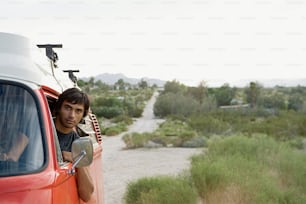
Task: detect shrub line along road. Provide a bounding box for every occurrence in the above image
[102,91,203,204]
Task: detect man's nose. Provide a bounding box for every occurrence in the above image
[69,110,76,118]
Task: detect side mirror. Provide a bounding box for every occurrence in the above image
[71,137,93,168]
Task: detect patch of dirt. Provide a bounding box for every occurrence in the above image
[102,92,203,204]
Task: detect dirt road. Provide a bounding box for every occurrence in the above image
[102,92,203,204]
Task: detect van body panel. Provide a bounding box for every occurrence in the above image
[80,145,104,204]
[94,146,104,203]
[0,170,55,203]
[0,32,104,204]
[0,189,52,204]
[53,166,79,204]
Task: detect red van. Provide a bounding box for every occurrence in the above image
[0,32,104,203]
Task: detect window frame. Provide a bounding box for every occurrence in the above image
[0,80,48,176]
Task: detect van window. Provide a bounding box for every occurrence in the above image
[45,95,64,165]
[0,83,45,176]
[52,120,64,165]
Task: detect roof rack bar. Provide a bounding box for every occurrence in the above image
[63,70,80,84]
[37,44,63,67]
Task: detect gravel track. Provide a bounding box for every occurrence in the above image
[102,92,203,204]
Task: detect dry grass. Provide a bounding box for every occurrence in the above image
[204,184,250,204]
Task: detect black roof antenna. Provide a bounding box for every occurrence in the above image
[37,44,62,68]
[63,70,79,85]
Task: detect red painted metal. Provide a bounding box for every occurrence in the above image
[0,33,104,204]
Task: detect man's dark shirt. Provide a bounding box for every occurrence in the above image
[57,130,80,152]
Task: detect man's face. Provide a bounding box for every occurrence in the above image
[58,101,84,129]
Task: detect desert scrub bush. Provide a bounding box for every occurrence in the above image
[111,114,133,125]
[91,89,152,119]
[93,106,123,119]
[123,98,145,118]
[124,176,197,204]
[130,106,144,118]
[182,136,207,148]
[157,120,195,137]
[187,109,306,140]
[188,114,231,135]
[154,120,199,146]
[285,137,304,149]
[190,135,306,204]
[121,119,203,148]
[154,93,199,117]
[102,122,128,136]
[238,111,306,139]
[122,132,152,149]
[91,96,123,118]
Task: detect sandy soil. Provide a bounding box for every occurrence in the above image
[102,92,203,204]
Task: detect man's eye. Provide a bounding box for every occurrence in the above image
[64,106,72,111]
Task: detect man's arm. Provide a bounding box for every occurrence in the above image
[7,133,29,161]
[77,166,94,202]
[61,151,94,202]
[62,151,73,162]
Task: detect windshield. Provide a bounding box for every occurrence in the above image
[0,83,45,176]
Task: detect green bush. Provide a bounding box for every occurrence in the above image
[163,80,187,94]
[102,123,128,136]
[155,120,198,146]
[158,120,193,136]
[129,106,144,118]
[186,109,306,140]
[103,127,121,136]
[122,132,152,149]
[111,115,133,125]
[191,135,306,204]
[91,91,150,119]
[188,115,231,135]
[93,96,123,107]
[95,106,123,119]
[123,98,144,117]
[213,83,237,106]
[237,111,306,139]
[154,93,199,117]
[182,136,207,148]
[124,176,197,204]
[122,120,201,148]
[288,94,304,111]
[258,93,286,110]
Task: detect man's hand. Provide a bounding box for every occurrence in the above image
[0,153,8,161]
[62,151,73,162]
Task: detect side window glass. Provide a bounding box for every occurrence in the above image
[45,96,64,165]
[0,83,45,176]
[52,121,64,165]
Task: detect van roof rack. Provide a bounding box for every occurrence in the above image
[37,44,62,68]
[63,70,79,84]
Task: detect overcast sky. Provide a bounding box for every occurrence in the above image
[1,0,306,86]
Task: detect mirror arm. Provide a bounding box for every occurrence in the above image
[68,150,86,175]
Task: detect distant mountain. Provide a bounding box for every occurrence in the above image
[81,74,306,88]
[82,73,166,87]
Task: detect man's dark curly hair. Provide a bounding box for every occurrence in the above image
[54,88,90,118]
